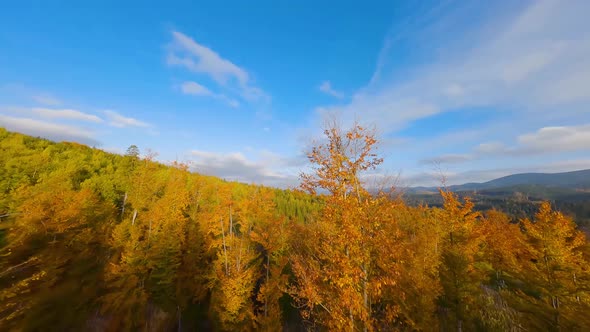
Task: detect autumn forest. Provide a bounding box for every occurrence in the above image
[1,125,589,332]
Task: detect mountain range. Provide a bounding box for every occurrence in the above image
[409,169,590,194]
[404,169,590,228]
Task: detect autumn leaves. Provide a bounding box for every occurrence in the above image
[0,126,589,331]
[290,123,590,331]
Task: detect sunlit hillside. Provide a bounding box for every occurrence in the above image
[1,127,590,331]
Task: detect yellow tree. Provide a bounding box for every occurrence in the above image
[291,121,387,331]
[250,187,290,331]
[206,183,259,330]
[437,190,486,331]
[101,160,188,330]
[476,209,529,331]
[374,201,443,330]
[0,167,113,330]
[521,202,590,330]
[480,210,529,288]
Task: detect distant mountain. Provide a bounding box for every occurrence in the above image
[404,169,590,227]
[409,169,590,193]
[454,169,590,191]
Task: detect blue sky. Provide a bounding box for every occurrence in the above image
[1,0,589,187]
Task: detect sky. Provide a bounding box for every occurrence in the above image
[1,0,589,188]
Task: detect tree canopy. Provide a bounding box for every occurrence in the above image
[0,126,589,331]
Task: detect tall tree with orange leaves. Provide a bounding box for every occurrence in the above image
[291,121,398,331]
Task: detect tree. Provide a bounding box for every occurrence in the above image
[0,160,114,330]
[521,202,590,330]
[437,190,486,331]
[291,121,397,331]
[250,188,289,331]
[125,145,140,158]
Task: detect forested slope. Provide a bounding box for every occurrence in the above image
[1,126,590,331]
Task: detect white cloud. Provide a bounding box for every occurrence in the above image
[180,81,240,107]
[180,81,213,96]
[189,149,305,187]
[104,110,150,128]
[315,0,590,134]
[426,124,590,163]
[476,124,590,157]
[317,96,439,133]
[31,108,103,123]
[169,31,248,85]
[419,154,472,165]
[31,93,62,106]
[0,85,62,106]
[517,124,590,153]
[319,81,344,98]
[227,99,240,108]
[474,142,506,155]
[189,150,286,186]
[167,31,268,102]
[443,84,464,97]
[0,115,99,146]
[99,146,125,155]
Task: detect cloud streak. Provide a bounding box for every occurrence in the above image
[419,154,473,165]
[104,110,150,128]
[188,149,305,188]
[319,81,344,98]
[315,0,590,133]
[180,81,239,107]
[168,31,268,103]
[0,115,100,146]
[31,94,62,106]
[31,108,103,123]
[425,124,590,164]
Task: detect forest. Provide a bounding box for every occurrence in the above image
[1,125,590,331]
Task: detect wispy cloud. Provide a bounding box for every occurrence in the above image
[180,81,239,107]
[104,110,150,128]
[31,108,103,123]
[189,150,290,187]
[167,31,268,102]
[180,81,214,96]
[319,81,344,98]
[476,124,590,156]
[31,93,62,106]
[0,114,99,146]
[188,149,305,188]
[425,124,590,164]
[169,31,248,85]
[419,154,473,165]
[316,0,590,133]
[307,0,590,187]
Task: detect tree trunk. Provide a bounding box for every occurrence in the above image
[121,192,128,217]
[229,205,233,238]
[265,254,270,317]
[220,218,229,275]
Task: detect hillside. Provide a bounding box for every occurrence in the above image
[1,128,590,331]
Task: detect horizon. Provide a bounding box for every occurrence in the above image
[1,0,589,187]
